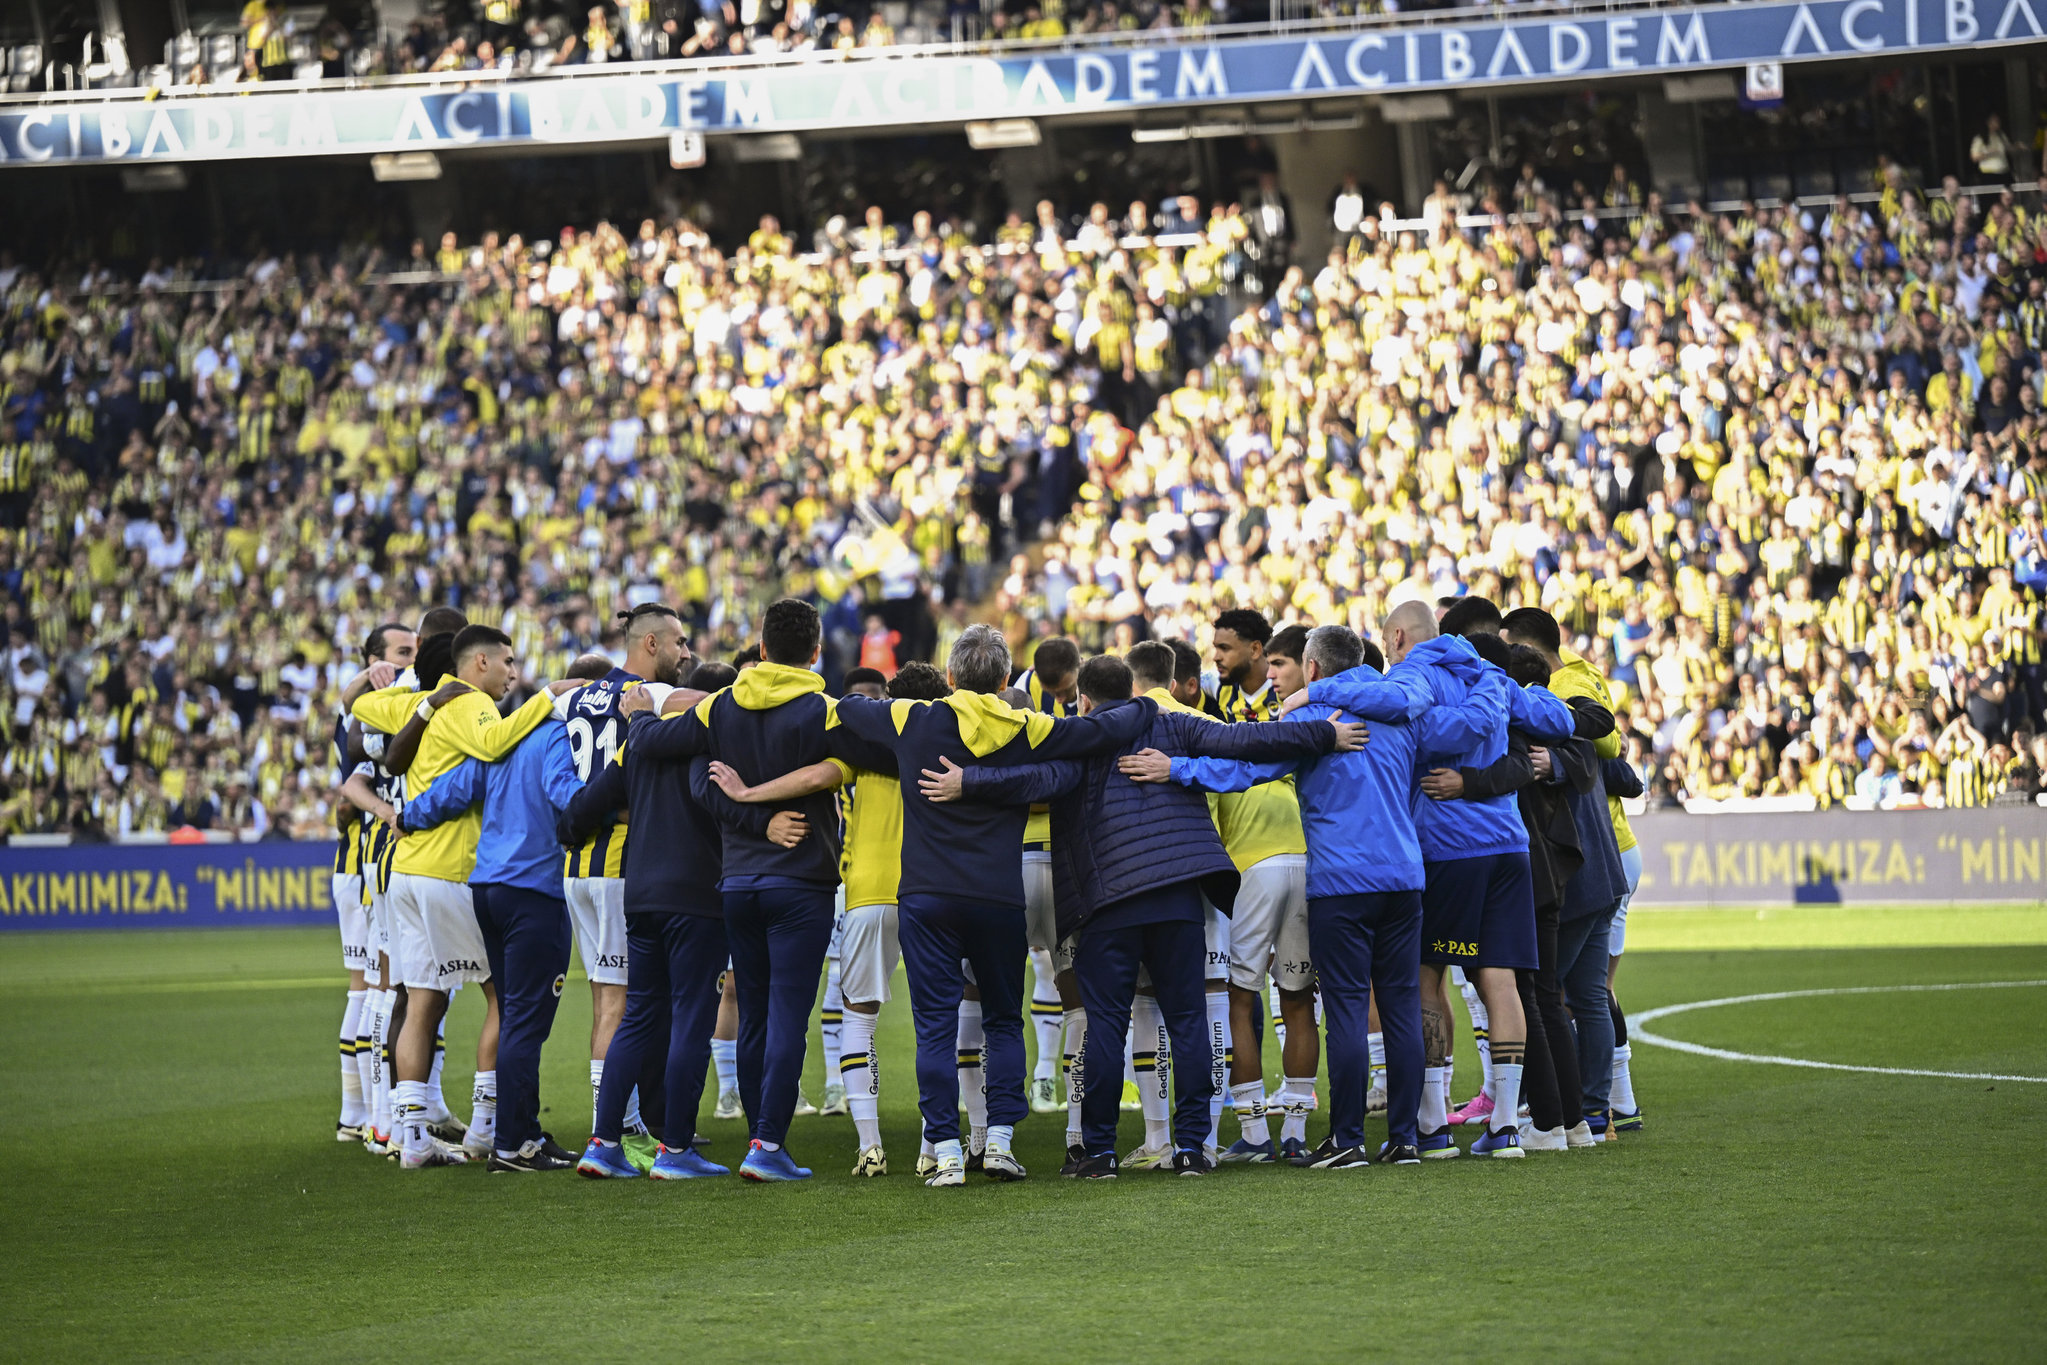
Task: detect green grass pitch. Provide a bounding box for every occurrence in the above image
[1,908,2043,1361]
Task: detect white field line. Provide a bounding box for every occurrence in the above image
[1632,980,2047,1083]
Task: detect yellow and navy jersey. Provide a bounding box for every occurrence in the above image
[841,769,905,909]
[1014,668,1076,719]
[1204,677,1278,723]
[364,814,400,897]
[563,671,642,879]
[1011,669,1073,846]
[333,823,362,876]
[348,758,404,894]
[1145,687,1305,871]
[1945,753,1989,809]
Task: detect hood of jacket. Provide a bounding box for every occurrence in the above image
[943,689,1057,757]
[730,662,826,710]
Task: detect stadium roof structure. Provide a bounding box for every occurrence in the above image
[0,0,2041,166]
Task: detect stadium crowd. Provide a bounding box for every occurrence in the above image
[165,0,1541,88]
[3,152,2047,845]
[152,0,1413,88]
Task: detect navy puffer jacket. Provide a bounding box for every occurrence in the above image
[959,699,1340,941]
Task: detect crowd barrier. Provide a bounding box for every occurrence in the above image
[6,807,2046,929]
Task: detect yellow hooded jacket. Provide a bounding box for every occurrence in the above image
[1545,650,1636,853]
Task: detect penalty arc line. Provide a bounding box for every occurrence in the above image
[1632,979,2047,1084]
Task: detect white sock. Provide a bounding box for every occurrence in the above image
[590,1059,605,1131]
[1030,949,1062,1081]
[471,1069,497,1151]
[393,1079,430,1154]
[935,1137,962,1165]
[821,964,844,1082]
[842,1009,881,1148]
[1205,989,1229,1151]
[1232,1080,1270,1145]
[1062,1007,1086,1148]
[1611,1043,1637,1112]
[987,1123,1014,1155]
[1132,994,1171,1150]
[369,991,395,1136]
[956,999,987,1139]
[1268,980,1287,1050]
[1492,1063,1524,1136]
[1368,1030,1386,1090]
[426,1019,450,1122]
[353,999,378,1130]
[712,1037,737,1091]
[1421,1065,1450,1133]
[1278,1074,1315,1144]
[920,1129,935,1161]
[339,990,367,1126]
[1442,1055,1455,1113]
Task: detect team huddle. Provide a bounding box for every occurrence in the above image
[326,594,1647,1181]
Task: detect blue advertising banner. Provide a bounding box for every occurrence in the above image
[0,842,339,930]
[0,0,2041,165]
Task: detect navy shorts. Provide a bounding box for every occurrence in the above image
[1420,852,1537,970]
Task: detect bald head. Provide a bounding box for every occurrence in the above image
[567,653,615,682]
[1382,601,1438,664]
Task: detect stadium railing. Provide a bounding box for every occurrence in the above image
[4,831,259,847]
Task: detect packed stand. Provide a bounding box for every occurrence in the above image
[990,166,2047,811]
[0,197,1252,839]
[33,0,1589,93]
[4,154,2046,839]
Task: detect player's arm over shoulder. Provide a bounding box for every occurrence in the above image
[350,684,418,735]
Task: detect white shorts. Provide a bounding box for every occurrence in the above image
[565,876,629,986]
[1613,844,1644,956]
[1228,853,1311,992]
[334,873,369,975]
[387,872,489,994]
[363,881,391,989]
[1023,852,1057,953]
[839,901,900,1004]
[1206,901,1232,984]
